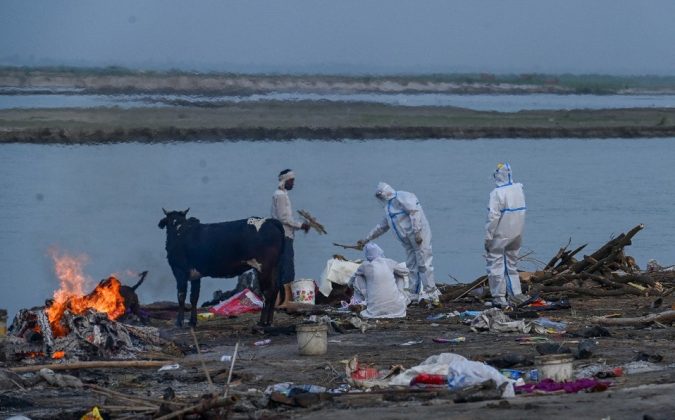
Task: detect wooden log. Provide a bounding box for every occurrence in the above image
[570,224,644,273]
[582,273,643,295]
[536,286,642,297]
[441,275,487,302]
[554,243,587,271]
[591,310,675,327]
[154,395,237,420]
[9,359,172,373]
[87,384,183,407]
[544,240,570,271]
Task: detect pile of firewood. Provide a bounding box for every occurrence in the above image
[5,307,168,362]
[443,223,674,302]
[528,224,667,298]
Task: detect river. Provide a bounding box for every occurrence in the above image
[1,139,675,319]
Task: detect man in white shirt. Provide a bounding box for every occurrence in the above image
[271,169,309,305]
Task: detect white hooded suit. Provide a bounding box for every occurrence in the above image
[485,163,526,301]
[350,243,409,318]
[365,182,439,301]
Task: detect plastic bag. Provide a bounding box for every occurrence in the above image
[209,288,263,316]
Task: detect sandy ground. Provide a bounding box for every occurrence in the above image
[2,292,673,419]
[1,104,675,142]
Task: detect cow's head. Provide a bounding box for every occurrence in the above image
[158,208,190,230]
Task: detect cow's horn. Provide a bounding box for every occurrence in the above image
[162,208,169,215]
[183,208,190,215]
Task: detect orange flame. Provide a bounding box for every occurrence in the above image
[52,351,65,359]
[46,250,126,337]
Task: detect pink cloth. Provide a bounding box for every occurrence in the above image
[516,378,610,394]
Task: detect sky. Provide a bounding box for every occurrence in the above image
[1,0,675,74]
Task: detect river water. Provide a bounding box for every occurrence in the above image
[2,92,675,112]
[1,138,675,319]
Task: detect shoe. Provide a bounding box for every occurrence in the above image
[491,297,509,308]
[509,294,532,307]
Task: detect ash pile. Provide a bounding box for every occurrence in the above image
[4,275,165,363]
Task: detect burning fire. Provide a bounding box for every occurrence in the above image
[52,351,66,359]
[46,250,126,337]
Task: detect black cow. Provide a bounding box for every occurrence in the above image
[158,209,285,327]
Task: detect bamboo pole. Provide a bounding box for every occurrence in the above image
[9,359,172,373]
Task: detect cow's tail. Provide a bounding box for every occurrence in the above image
[132,270,148,291]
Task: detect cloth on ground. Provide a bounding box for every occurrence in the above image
[470,308,548,334]
[516,378,609,394]
[318,258,361,297]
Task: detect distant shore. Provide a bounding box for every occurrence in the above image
[4,66,675,96]
[1,103,675,143]
[3,67,675,142]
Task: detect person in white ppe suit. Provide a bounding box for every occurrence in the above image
[350,243,410,318]
[485,163,528,307]
[358,182,440,304]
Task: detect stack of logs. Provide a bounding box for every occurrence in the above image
[444,224,673,302]
[527,224,665,298]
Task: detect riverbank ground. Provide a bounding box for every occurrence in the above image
[2,290,674,419]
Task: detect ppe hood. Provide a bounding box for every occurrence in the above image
[493,163,513,187]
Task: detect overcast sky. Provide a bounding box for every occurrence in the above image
[2,0,675,75]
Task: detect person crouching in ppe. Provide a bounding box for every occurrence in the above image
[485,163,529,308]
[349,243,410,318]
[357,182,440,306]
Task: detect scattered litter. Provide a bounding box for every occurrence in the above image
[220,355,232,362]
[400,339,424,346]
[158,363,180,372]
[621,361,667,375]
[426,311,460,321]
[388,352,515,397]
[485,353,533,369]
[265,382,327,396]
[471,308,534,333]
[570,325,611,338]
[633,351,663,363]
[197,312,214,320]
[500,368,539,382]
[209,288,263,316]
[348,316,369,333]
[345,355,404,388]
[254,339,272,346]
[595,367,623,378]
[516,336,550,344]
[532,317,567,333]
[433,336,465,344]
[37,368,83,388]
[80,406,104,420]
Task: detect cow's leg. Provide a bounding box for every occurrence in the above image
[262,261,281,326]
[189,279,201,327]
[175,273,188,327]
